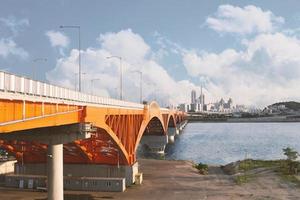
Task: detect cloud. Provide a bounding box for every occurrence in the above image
[45,30,70,48]
[46,29,199,105]
[97,29,150,62]
[206,5,284,35]
[0,38,28,59]
[0,16,29,59]
[0,16,29,36]
[182,32,300,106]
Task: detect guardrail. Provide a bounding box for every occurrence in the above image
[0,71,144,109]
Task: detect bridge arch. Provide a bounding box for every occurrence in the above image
[133,102,166,152]
[166,115,176,129]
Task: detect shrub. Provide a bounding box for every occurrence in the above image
[194,163,208,174]
[282,147,299,175]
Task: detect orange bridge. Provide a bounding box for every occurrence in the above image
[0,71,187,198]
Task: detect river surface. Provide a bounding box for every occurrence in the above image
[165,122,300,165]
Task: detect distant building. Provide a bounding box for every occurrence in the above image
[199,86,205,112]
[178,103,189,112]
[190,103,196,112]
[263,104,288,115]
[191,90,196,104]
[207,97,235,113]
[224,98,233,109]
[206,103,215,111]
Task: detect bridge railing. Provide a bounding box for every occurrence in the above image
[0,71,144,109]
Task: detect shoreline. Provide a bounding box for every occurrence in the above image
[1,158,300,200]
[187,118,300,123]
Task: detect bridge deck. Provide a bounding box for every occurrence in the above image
[0,71,185,166]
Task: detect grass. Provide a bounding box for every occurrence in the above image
[194,163,208,175]
[194,158,300,186]
[238,159,282,172]
[280,174,300,187]
[235,174,253,185]
[234,159,300,186]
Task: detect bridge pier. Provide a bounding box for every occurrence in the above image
[47,143,63,200]
[140,135,168,154]
[0,124,92,198]
[179,120,188,131]
[167,127,177,144]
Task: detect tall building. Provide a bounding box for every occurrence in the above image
[198,86,205,112]
[199,86,205,105]
[191,90,196,104]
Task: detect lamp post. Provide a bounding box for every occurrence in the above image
[33,58,47,80]
[59,25,81,92]
[74,73,78,91]
[131,70,143,103]
[106,56,122,100]
[90,78,100,95]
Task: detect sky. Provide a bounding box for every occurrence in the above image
[1,0,300,108]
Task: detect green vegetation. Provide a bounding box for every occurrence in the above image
[272,101,300,111]
[238,159,281,171]
[281,147,299,175]
[280,174,300,187]
[194,163,208,175]
[235,174,253,185]
[234,147,300,185]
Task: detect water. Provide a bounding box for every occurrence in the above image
[165,122,300,165]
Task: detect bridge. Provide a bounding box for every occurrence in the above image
[0,71,187,199]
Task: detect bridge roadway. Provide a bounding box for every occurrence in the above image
[0,71,187,200]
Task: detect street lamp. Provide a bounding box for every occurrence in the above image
[90,78,100,95]
[131,70,143,103]
[106,56,122,100]
[33,58,47,80]
[59,25,82,92]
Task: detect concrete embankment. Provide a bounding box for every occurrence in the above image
[1,158,300,200]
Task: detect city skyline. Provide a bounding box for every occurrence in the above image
[1,1,300,107]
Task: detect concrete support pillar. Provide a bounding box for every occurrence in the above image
[47,143,63,200]
[175,126,180,135]
[168,135,175,143]
[167,127,177,143]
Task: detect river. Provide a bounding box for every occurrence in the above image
[165,122,300,165]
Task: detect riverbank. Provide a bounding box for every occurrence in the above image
[188,116,300,122]
[0,158,300,199]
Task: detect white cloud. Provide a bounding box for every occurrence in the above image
[182,32,300,107]
[0,38,28,59]
[0,16,29,36]
[206,5,284,35]
[97,29,150,62]
[45,30,70,48]
[47,29,199,105]
[0,16,29,59]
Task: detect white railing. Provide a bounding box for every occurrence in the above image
[0,71,144,109]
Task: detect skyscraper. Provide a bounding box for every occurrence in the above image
[191,90,196,104]
[199,85,205,105]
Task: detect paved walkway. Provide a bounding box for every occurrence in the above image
[0,159,300,199]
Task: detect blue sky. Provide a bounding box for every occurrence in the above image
[1,0,300,107]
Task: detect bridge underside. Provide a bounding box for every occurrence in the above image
[0,99,186,192]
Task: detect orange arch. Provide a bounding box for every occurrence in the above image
[166,114,176,128]
[133,102,166,153]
